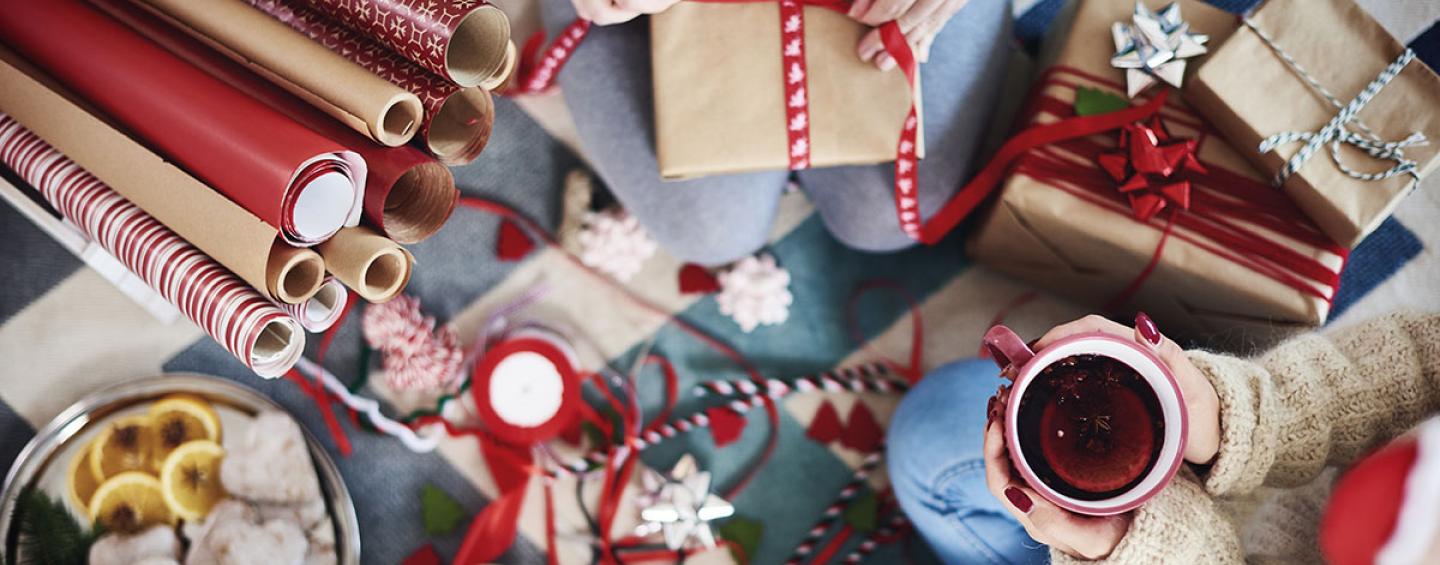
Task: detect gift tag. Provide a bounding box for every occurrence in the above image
[472,330,581,445]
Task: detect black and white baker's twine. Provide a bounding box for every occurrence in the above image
[1242,18,1428,187]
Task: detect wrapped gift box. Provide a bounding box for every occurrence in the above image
[1188,0,1440,248]
[651,1,921,179]
[967,0,1347,345]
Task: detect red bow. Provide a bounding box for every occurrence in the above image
[1096,116,1206,221]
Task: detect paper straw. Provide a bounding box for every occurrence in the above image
[281,276,350,332]
[0,115,304,378]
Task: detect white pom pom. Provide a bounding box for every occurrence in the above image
[578,209,658,282]
[716,254,794,333]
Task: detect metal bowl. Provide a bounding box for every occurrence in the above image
[0,374,360,562]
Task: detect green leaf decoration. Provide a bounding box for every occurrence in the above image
[10,487,101,565]
[717,516,763,564]
[420,484,468,537]
[841,491,879,534]
[1074,87,1132,117]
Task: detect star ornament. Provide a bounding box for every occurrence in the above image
[637,455,736,550]
[1110,2,1209,98]
[1096,116,1207,221]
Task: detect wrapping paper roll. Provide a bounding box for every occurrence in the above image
[281,276,350,332]
[0,47,325,304]
[130,0,424,147]
[0,115,305,378]
[246,0,496,165]
[0,0,368,247]
[94,0,457,243]
[299,0,511,88]
[318,227,415,303]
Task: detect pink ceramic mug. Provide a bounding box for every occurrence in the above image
[983,325,1188,516]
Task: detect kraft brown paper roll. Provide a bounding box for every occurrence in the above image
[130,0,424,148]
[0,47,324,304]
[317,226,414,303]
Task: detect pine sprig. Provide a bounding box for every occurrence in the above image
[6,487,102,565]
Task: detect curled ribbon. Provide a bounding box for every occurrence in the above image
[1243,17,1428,187]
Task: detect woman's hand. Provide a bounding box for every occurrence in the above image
[980,313,1222,560]
[850,0,971,69]
[984,419,1133,559]
[571,0,679,25]
[1032,314,1220,465]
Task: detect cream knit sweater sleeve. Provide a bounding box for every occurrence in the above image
[1052,312,1440,564]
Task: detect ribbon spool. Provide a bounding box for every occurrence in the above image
[471,328,582,446]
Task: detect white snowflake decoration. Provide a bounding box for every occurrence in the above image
[578,209,658,282]
[716,254,793,333]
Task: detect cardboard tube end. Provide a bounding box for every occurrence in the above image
[445,6,511,88]
[359,248,412,303]
[383,162,456,244]
[428,88,494,165]
[250,317,303,379]
[374,94,423,147]
[270,246,325,304]
[479,40,518,91]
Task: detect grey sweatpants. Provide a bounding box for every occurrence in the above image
[540,0,1013,265]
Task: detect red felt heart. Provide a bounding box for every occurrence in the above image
[401,544,441,565]
[707,406,747,448]
[842,402,884,453]
[678,263,721,295]
[497,220,535,262]
[806,401,843,444]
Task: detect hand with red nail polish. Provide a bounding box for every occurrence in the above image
[1028,314,1221,466]
[984,419,1132,559]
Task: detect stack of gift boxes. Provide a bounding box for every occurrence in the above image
[649,0,1440,344]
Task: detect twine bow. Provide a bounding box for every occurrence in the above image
[1244,18,1428,187]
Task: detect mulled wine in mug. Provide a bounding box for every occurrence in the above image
[983,325,1188,516]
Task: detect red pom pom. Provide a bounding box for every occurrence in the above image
[497,219,535,261]
[806,401,843,444]
[842,402,884,453]
[678,263,721,295]
[707,406,747,448]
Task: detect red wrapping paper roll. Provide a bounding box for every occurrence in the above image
[0,115,305,378]
[0,0,367,247]
[245,0,496,165]
[93,0,457,244]
[298,0,511,88]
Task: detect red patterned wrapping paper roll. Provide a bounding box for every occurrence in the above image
[93,0,456,244]
[0,0,367,247]
[0,115,305,378]
[281,276,349,332]
[292,0,511,88]
[245,0,495,165]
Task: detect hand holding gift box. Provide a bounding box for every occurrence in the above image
[1189,0,1440,248]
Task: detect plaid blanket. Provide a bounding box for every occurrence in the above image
[2,1,1437,563]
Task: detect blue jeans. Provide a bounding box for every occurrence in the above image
[888,359,1050,564]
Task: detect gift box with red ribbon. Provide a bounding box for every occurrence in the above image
[650,0,922,180]
[967,0,1348,345]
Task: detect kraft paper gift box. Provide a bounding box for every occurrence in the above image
[1188,0,1440,248]
[967,0,1347,346]
[650,1,921,179]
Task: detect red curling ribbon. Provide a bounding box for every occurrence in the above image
[471,335,583,446]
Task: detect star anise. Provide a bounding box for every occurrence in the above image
[182,463,206,491]
[1074,414,1114,454]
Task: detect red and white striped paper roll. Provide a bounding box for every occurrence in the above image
[280,276,349,333]
[0,115,305,378]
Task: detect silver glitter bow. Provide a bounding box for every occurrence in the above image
[1111,2,1209,98]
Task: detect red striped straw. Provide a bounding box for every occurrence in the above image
[0,115,304,377]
